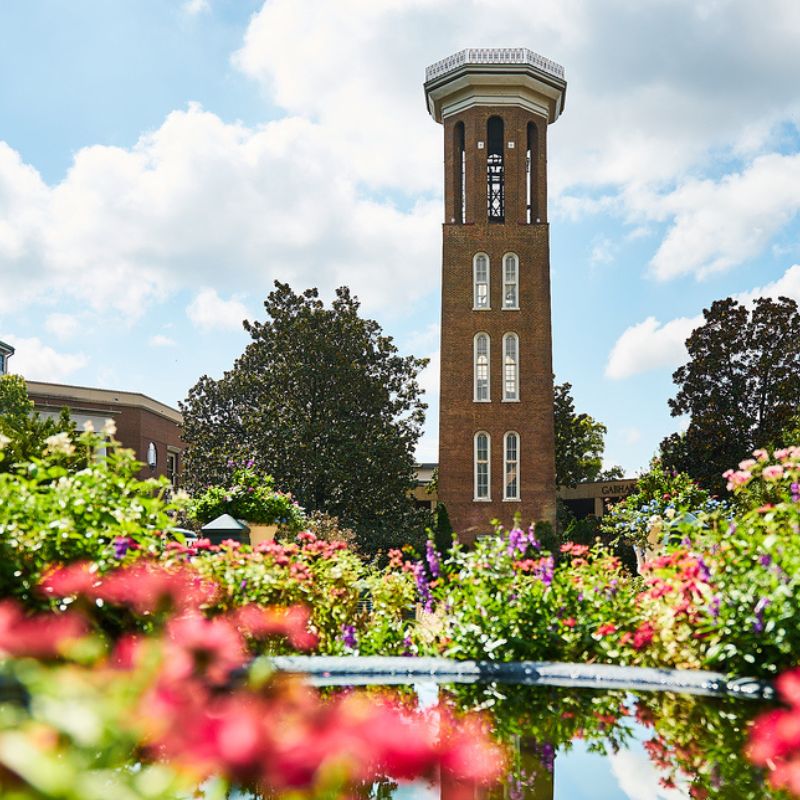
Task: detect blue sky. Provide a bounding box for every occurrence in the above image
[2,0,799,474]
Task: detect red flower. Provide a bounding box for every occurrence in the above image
[234,605,318,651]
[632,623,655,650]
[39,561,98,597]
[0,601,88,658]
[95,562,217,614]
[561,617,577,628]
[596,623,617,636]
[163,613,247,685]
[560,543,589,557]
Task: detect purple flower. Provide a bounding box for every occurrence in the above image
[507,527,526,556]
[341,624,357,649]
[759,553,772,568]
[537,742,555,773]
[696,556,711,582]
[113,537,131,559]
[792,482,800,503]
[727,521,737,535]
[413,562,433,612]
[425,541,440,578]
[708,595,721,619]
[402,634,414,657]
[240,579,247,591]
[246,458,255,468]
[534,556,554,587]
[527,525,541,550]
[753,597,771,633]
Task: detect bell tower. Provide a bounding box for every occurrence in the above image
[424,48,567,541]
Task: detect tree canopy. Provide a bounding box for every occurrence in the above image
[660,296,800,493]
[0,374,76,472]
[553,380,622,487]
[180,282,430,554]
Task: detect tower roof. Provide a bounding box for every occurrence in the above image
[424,47,567,125]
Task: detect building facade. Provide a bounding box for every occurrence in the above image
[424,48,567,540]
[26,381,184,485]
[0,340,13,375]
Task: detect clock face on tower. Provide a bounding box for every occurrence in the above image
[424,49,567,542]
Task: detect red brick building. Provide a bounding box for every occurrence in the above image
[26,381,184,485]
[424,48,567,540]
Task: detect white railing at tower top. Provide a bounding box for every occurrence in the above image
[425,48,565,83]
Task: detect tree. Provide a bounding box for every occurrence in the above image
[180,282,430,554]
[553,381,621,487]
[0,374,76,471]
[660,296,800,493]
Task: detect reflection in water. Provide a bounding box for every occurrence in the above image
[206,683,775,800]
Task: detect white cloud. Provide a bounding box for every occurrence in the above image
[590,236,616,266]
[646,153,800,281]
[186,288,250,332]
[610,749,689,800]
[44,313,80,340]
[182,0,210,15]
[148,334,177,347]
[605,263,800,379]
[605,315,701,380]
[2,335,87,381]
[0,105,440,322]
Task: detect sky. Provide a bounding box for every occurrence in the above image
[1,0,799,475]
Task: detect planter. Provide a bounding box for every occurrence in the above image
[247,522,278,547]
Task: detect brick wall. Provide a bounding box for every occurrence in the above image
[437,104,557,542]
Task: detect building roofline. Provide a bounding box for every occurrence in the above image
[0,340,15,356]
[25,380,182,425]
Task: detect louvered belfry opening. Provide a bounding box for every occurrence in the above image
[486,116,504,222]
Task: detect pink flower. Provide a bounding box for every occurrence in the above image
[233,605,318,651]
[763,465,785,481]
[596,623,617,636]
[753,448,770,462]
[39,561,99,597]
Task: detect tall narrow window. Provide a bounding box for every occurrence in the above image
[504,432,520,500]
[474,332,490,401]
[473,253,490,309]
[487,116,504,222]
[454,121,465,224]
[503,253,518,309]
[475,432,491,500]
[503,333,518,401]
[526,122,538,223]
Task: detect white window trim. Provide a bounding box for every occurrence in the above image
[503,431,521,501]
[502,252,519,310]
[474,431,491,501]
[501,332,519,403]
[472,252,491,310]
[473,332,491,403]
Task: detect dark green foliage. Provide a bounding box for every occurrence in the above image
[180,282,430,555]
[433,503,454,555]
[660,296,800,493]
[553,380,621,487]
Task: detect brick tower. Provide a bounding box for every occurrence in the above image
[424,48,567,541]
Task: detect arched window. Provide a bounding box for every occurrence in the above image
[474,332,490,402]
[454,121,466,224]
[487,116,504,222]
[526,121,538,223]
[504,432,520,500]
[503,253,518,309]
[502,333,518,401]
[473,253,490,309]
[474,432,491,500]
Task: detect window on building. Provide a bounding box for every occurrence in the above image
[474,332,490,401]
[167,451,179,488]
[526,121,538,223]
[0,354,4,374]
[475,432,490,500]
[454,121,466,224]
[487,116,504,222]
[503,253,518,309]
[473,253,490,309]
[504,432,520,500]
[503,333,518,401]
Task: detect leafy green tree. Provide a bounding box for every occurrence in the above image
[181,282,430,554]
[553,381,622,487]
[0,374,76,472]
[660,296,800,493]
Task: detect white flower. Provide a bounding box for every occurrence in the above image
[665,507,676,520]
[0,433,10,451]
[173,489,191,504]
[44,432,76,457]
[103,418,117,437]
[82,420,95,434]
